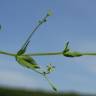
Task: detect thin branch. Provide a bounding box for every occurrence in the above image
[26,51,63,56]
[43,74,57,92]
[81,52,96,56]
[30,67,57,91]
[1,50,96,57]
[0,50,16,56]
[20,13,50,51]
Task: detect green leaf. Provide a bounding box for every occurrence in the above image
[17,41,30,55]
[63,41,70,53]
[16,55,40,69]
[44,75,58,92]
[64,51,82,57]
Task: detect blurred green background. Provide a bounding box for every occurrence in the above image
[0,87,87,96]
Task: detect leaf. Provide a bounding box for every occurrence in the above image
[44,75,58,92]
[64,51,82,57]
[63,41,70,52]
[17,40,30,55]
[16,55,40,69]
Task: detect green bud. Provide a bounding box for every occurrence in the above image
[47,10,53,16]
[47,64,55,73]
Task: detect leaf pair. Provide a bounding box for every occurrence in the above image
[16,28,40,69]
[16,55,40,69]
[63,42,82,57]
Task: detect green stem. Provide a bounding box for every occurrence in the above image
[26,51,63,56]
[43,74,57,92]
[21,14,49,50]
[31,68,57,91]
[0,50,16,56]
[81,52,96,56]
[1,50,96,57]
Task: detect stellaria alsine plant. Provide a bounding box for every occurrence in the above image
[1,11,96,91]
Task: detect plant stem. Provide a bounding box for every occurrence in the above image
[43,74,57,92]
[81,52,96,56]
[32,68,57,92]
[21,13,50,50]
[0,50,16,56]
[26,51,63,56]
[1,50,96,57]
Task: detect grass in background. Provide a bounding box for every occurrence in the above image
[0,86,94,96]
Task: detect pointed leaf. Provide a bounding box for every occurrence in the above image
[17,40,30,55]
[16,55,40,69]
[64,41,70,52]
